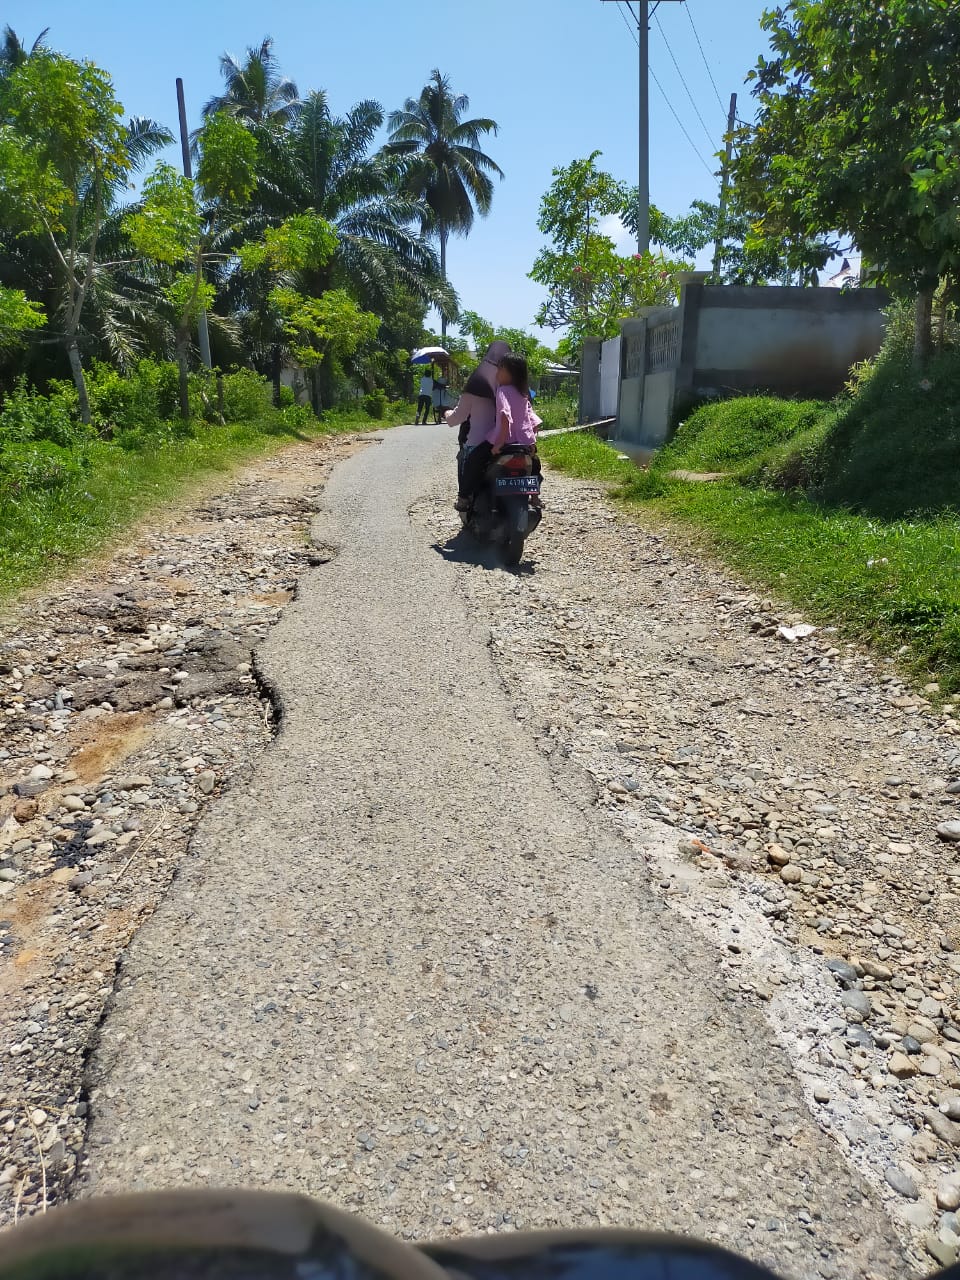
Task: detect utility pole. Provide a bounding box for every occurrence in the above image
[600,0,684,257]
[712,91,737,279]
[175,77,212,370]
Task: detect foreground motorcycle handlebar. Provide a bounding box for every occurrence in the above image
[0,1190,957,1280]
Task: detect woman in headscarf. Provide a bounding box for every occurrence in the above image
[444,340,510,509]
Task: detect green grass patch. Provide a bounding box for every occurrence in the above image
[539,430,637,485]
[0,408,382,602]
[664,395,831,473]
[540,431,960,695]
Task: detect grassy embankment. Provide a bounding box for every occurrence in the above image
[539,342,960,695]
[0,364,411,600]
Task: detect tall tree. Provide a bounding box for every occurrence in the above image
[202,36,300,126]
[529,154,687,359]
[0,24,49,76]
[0,49,170,420]
[640,196,835,285]
[386,70,502,334]
[732,0,960,361]
[243,90,454,318]
[128,113,264,417]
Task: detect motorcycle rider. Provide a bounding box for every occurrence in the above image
[444,340,510,509]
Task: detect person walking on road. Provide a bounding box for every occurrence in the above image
[416,371,434,424]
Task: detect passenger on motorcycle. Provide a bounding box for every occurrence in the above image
[456,354,542,511]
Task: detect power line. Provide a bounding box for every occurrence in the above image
[649,66,716,177]
[685,0,727,115]
[615,2,715,179]
[653,10,718,152]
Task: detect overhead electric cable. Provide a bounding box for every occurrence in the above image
[685,0,727,114]
[614,0,715,178]
[653,10,718,151]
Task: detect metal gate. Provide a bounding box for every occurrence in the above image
[599,335,621,418]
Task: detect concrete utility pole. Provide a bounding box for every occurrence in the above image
[175,77,212,370]
[600,0,684,257]
[712,91,737,279]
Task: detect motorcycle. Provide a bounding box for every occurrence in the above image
[458,443,543,567]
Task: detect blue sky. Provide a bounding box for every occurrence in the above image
[4,0,776,342]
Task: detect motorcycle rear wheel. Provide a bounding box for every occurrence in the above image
[503,531,524,567]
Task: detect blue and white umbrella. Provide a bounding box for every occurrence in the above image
[410,345,449,365]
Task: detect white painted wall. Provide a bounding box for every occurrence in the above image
[600,336,621,418]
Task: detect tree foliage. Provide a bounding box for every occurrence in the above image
[529,153,688,357]
[457,311,554,379]
[0,31,492,413]
[387,69,502,330]
[0,46,168,419]
[643,195,835,285]
[733,0,960,310]
[0,287,46,349]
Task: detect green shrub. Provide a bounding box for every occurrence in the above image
[363,388,388,418]
[220,368,271,422]
[277,384,295,408]
[0,378,89,447]
[0,439,88,500]
[278,404,316,432]
[87,361,162,436]
[536,390,578,432]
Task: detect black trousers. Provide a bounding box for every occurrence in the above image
[416,394,432,422]
[459,442,493,499]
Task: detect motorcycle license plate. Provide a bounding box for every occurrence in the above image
[495,475,540,493]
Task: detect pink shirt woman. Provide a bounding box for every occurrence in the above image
[494,384,540,448]
[491,354,541,453]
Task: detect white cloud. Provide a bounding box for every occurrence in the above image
[598,213,634,253]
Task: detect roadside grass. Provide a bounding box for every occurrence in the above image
[539,430,960,695]
[0,409,391,603]
[539,430,637,485]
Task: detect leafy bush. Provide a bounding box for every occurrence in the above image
[219,368,272,422]
[87,360,167,436]
[363,388,388,418]
[0,378,90,447]
[535,390,578,432]
[0,439,88,500]
[278,404,316,432]
[278,384,295,408]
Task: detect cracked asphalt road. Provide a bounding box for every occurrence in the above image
[82,425,910,1278]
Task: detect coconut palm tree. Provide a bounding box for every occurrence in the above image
[0,25,48,76]
[234,90,454,316]
[202,37,300,126]
[386,70,502,333]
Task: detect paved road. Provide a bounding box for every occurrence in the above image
[83,426,908,1278]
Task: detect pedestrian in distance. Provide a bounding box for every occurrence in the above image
[415,370,434,424]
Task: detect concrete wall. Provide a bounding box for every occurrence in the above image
[640,371,676,445]
[586,284,888,448]
[689,286,888,402]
